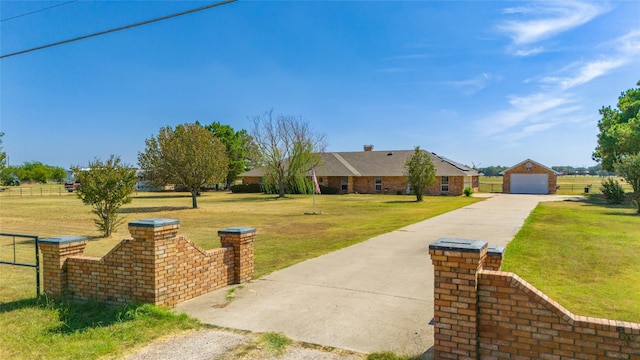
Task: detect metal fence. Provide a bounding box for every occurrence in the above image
[0,185,73,197]
[0,233,40,296]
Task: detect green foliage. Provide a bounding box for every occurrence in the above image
[204,122,258,188]
[258,332,292,355]
[367,352,419,360]
[600,178,626,204]
[73,155,137,237]
[615,153,640,213]
[138,123,229,208]
[593,80,640,171]
[1,161,67,183]
[251,110,326,198]
[478,165,508,177]
[404,146,436,202]
[230,183,264,193]
[0,132,6,174]
[319,185,339,194]
[463,186,473,196]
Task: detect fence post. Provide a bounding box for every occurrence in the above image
[429,238,487,359]
[219,227,256,284]
[39,236,88,298]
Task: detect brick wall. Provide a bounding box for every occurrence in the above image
[39,219,255,307]
[429,238,640,359]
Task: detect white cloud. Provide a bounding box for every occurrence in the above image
[497,1,608,55]
[445,73,501,95]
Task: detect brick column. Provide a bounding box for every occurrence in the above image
[219,227,256,283]
[128,218,180,304]
[39,236,88,298]
[484,245,504,271]
[429,238,487,360]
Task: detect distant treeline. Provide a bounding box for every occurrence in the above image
[478,164,615,177]
[2,162,67,183]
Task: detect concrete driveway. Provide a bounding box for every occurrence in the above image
[177,194,577,356]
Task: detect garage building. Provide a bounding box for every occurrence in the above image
[502,159,558,194]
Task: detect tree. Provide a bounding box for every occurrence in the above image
[405,146,436,202]
[204,122,257,189]
[615,154,640,213]
[138,123,228,208]
[251,110,326,198]
[0,132,6,174]
[73,155,137,237]
[593,80,640,171]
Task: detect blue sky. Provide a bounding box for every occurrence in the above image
[1,0,639,169]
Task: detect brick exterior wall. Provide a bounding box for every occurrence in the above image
[241,175,479,195]
[39,219,255,307]
[429,238,640,359]
[503,161,557,194]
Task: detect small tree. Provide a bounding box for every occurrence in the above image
[405,146,436,202]
[73,155,137,237]
[0,132,6,175]
[615,153,640,213]
[600,178,625,204]
[138,123,228,208]
[251,110,326,198]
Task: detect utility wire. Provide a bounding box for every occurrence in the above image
[1,1,79,22]
[0,0,237,59]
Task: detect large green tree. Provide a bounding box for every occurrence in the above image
[138,123,228,208]
[204,122,257,189]
[73,155,138,237]
[251,110,326,198]
[615,154,640,213]
[404,146,436,202]
[593,80,640,171]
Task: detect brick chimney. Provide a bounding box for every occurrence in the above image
[363,144,374,152]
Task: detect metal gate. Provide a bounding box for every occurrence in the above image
[0,233,40,296]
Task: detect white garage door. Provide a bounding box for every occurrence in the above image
[510,174,548,194]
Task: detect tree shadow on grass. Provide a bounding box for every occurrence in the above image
[134,193,192,199]
[119,206,190,214]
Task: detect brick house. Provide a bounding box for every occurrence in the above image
[502,159,558,194]
[241,145,479,196]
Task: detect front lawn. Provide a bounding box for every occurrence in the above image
[502,197,640,323]
[0,191,479,359]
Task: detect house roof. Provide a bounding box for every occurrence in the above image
[501,159,560,175]
[241,150,479,177]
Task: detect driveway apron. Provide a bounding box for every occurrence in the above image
[177,194,572,355]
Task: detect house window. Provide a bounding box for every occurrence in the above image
[341,176,348,192]
[375,177,382,191]
[441,176,449,192]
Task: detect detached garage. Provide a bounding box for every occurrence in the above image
[502,159,558,194]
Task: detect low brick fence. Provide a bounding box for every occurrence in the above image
[39,218,255,307]
[429,238,640,359]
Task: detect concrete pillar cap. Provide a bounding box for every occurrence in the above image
[429,238,487,252]
[218,227,256,235]
[40,235,87,245]
[129,218,180,227]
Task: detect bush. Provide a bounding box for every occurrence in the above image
[230,183,264,193]
[463,186,473,197]
[600,178,625,204]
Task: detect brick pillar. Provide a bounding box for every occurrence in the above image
[484,245,504,271]
[429,238,487,360]
[219,227,256,283]
[128,218,180,305]
[39,236,88,298]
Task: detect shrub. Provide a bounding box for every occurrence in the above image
[463,186,473,197]
[600,178,625,204]
[230,183,263,193]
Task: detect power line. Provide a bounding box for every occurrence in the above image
[0,0,237,59]
[1,1,79,22]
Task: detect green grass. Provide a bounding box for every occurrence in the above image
[257,332,292,355]
[0,298,201,359]
[0,191,479,359]
[502,197,640,322]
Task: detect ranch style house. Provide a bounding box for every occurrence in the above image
[240,145,479,196]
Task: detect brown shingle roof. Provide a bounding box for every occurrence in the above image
[241,149,478,178]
